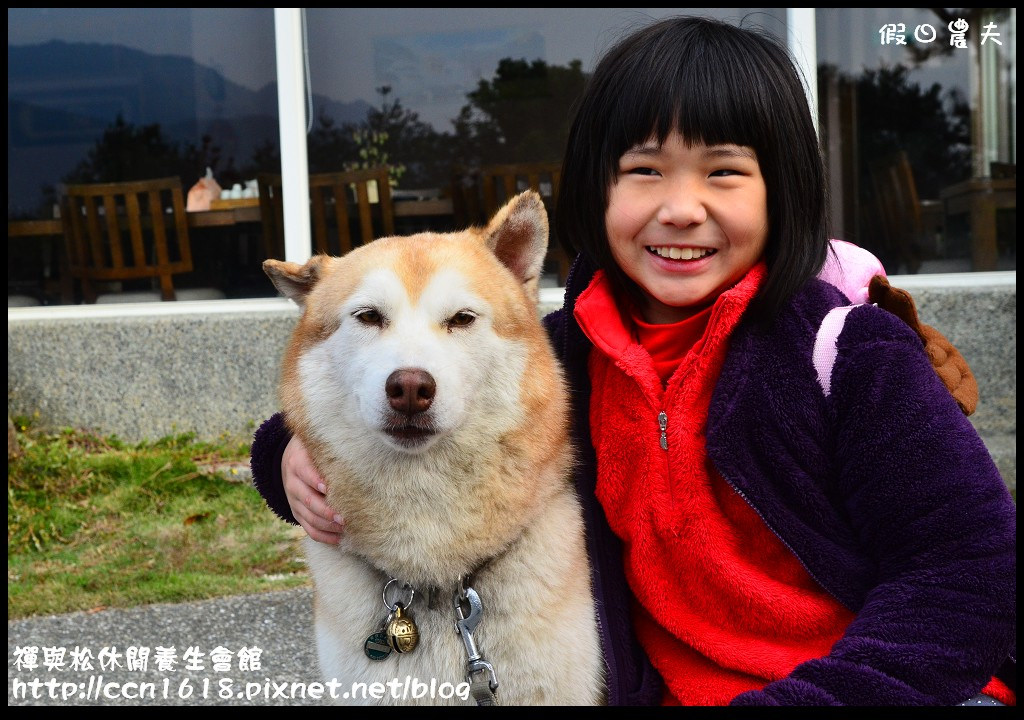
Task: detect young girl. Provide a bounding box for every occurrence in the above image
[250,16,1015,706]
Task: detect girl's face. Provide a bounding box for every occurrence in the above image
[606,130,769,324]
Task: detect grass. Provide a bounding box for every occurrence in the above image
[7,416,310,620]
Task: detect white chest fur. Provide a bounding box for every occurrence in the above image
[304,487,604,706]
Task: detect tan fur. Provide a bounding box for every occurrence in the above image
[264,191,603,705]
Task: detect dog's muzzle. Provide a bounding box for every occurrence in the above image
[386,368,436,415]
[383,368,437,445]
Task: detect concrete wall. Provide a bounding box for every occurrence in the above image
[8,272,1015,493]
[8,299,299,444]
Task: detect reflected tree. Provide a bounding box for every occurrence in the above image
[819,25,974,272]
[306,113,357,175]
[57,57,591,203]
[855,64,971,198]
[48,115,235,210]
[308,86,455,189]
[61,115,228,186]
[240,139,281,180]
[453,58,587,166]
[242,58,589,192]
[49,114,299,212]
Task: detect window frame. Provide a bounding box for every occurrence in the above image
[15,8,1011,322]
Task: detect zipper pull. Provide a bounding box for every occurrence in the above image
[658,411,668,450]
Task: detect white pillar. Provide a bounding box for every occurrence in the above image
[787,8,819,139]
[274,8,312,262]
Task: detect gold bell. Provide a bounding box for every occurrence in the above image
[385,605,419,654]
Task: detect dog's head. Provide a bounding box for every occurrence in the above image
[264,190,555,460]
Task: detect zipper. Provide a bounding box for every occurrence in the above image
[583,480,619,703]
[562,262,620,702]
[591,575,611,702]
[658,411,668,450]
[720,472,846,607]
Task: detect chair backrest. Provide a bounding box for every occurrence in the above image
[257,167,395,259]
[868,151,923,243]
[452,161,572,283]
[483,161,561,219]
[866,151,925,273]
[989,161,1015,180]
[61,177,193,302]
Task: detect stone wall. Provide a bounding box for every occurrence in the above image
[8,273,1015,492]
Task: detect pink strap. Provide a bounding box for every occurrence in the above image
[813,305,861,396]
[818,239,886,304]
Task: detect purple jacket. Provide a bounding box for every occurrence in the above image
[546,252,1015,705]
[252,252,1015,705]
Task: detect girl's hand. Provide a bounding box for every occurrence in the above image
[282,435,345,544]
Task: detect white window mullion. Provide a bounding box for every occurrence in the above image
[787,8,819,139]
[274,7,312,263]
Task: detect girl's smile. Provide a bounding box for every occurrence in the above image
[606,131,769,324]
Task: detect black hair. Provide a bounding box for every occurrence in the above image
[555,15,829,326]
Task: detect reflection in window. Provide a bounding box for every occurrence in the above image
[8,8,280,303]
[817,7,1015,274]
[303,9,784,185]
[299,8,786,278]
[8,8,279,219]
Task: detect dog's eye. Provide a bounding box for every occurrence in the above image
[445,311,476,330]
[354,308,385,327]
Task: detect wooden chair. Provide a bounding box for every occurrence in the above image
[8,218,66,306]
[61,177,224,303]
[257,167,396,260]
[866,151,934,274]
[452,161,573,285]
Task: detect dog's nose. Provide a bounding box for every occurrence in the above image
[385,369,436,415]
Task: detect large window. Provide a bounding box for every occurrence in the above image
[7,8,279,303]
[817,8,1016,274]
[8,9,1014,307]
[300,8,785,191]
[8,8,278,219]
[296,8,786,283]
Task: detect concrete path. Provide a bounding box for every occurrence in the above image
[8,588,324,706]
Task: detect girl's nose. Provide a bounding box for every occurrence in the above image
[656,182,708,228]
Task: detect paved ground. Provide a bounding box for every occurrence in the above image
[8,588,324,706]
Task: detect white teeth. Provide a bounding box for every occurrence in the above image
[650,246,712,260]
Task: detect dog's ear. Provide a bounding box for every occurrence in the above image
[263,256,326,306]
[482,190,549,294]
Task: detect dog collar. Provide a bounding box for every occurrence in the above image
[364,575,500,705]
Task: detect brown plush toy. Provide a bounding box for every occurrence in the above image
[868,275,978,416]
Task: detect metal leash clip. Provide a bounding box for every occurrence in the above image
[454,586,498,703]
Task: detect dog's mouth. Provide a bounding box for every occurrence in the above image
[382,419,437,446]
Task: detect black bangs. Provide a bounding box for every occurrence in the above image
[599,18,779,170]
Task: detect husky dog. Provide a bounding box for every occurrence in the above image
[263,191,603,705]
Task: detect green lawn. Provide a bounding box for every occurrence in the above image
[7,418,309,619]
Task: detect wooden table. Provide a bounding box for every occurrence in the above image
[8,218,64,237]
[9,196,457,303]
[187,202,261,228]
[10,196,454,237]
[395,197,453,218]
[8,209,261,236]
[185,197,453,226]
[8,219,70,303]
[8,213,257,304]
[940,177,1016,271]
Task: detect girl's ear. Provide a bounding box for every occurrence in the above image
[482,190,549,290]
[262,256,327,306]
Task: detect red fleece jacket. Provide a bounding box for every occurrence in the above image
[575,265,857,705]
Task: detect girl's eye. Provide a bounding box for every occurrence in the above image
[710,168,742,177]
[445,311,477,330]
[626,166,660,176]
[354,308,384,327]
